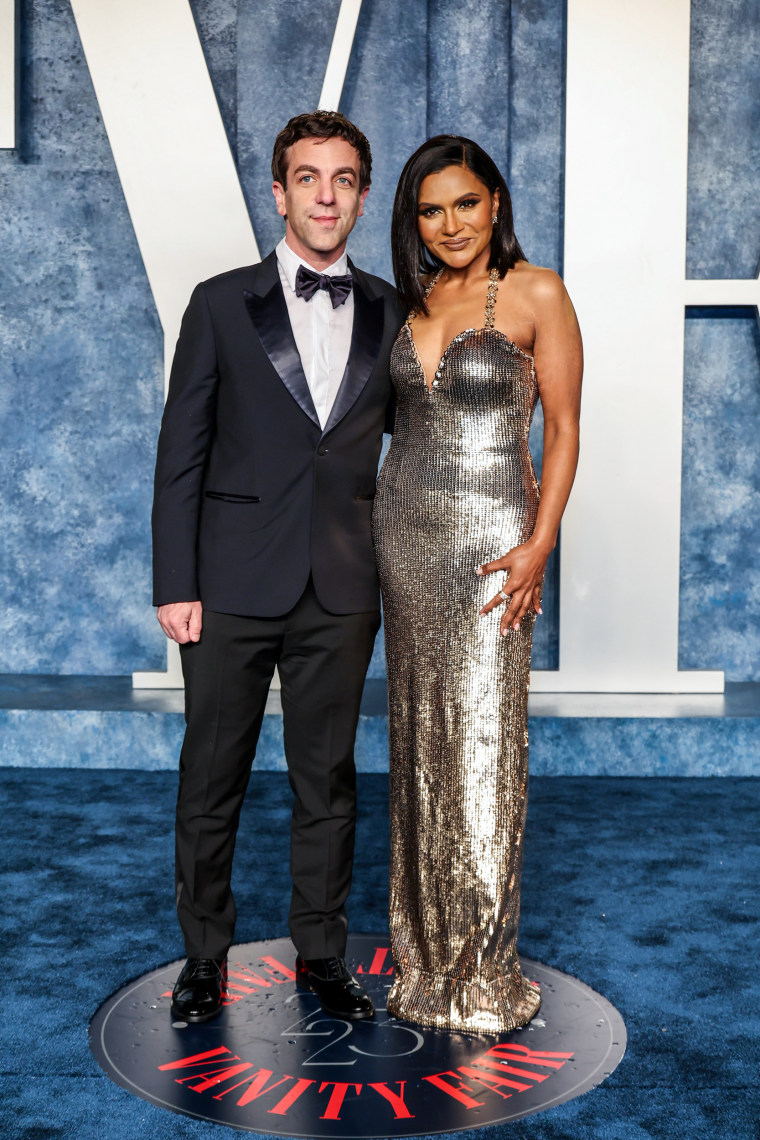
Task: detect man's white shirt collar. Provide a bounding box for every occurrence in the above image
[276,239,350,293]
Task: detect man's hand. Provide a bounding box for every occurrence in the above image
[157,601,203,644]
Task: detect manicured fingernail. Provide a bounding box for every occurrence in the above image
[478,610,486,617]
[514,622,521,630]
[501,628,508,637]
[475,566,483,576]
[537,607,543,615]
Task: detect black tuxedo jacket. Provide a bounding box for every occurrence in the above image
[152,251,403,617]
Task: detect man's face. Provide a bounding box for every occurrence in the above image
[272,136,369,266]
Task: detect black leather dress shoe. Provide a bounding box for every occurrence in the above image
[295,955,374,1020]
[171,957,227,1022]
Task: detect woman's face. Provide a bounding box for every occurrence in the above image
[417,164,498,270]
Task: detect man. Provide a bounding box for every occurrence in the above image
[152,111,401,1024]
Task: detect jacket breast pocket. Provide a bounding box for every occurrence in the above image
[205,491,261,504]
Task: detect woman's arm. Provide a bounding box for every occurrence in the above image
[479,269,583,634]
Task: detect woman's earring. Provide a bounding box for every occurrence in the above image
[492,214,498,225]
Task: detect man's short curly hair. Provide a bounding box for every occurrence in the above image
[271,111,372,189]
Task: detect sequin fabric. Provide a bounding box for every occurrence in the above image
[372,268,542,1033]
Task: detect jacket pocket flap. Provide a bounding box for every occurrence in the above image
[205,491,261,503]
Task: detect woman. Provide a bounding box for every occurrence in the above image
[373,136,582,1033]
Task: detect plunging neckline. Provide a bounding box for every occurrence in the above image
[405,325,535,393]
[406,268,533,393]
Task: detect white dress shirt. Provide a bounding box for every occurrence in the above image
[276,238,354,429]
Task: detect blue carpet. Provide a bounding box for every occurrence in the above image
[2,770,758,1138]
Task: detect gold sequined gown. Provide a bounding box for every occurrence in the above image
[372,269,542,1033]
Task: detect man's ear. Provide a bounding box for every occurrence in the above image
[272,181,287,218]
[356,184,370,219]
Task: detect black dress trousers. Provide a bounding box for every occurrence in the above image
[175,577,380,961]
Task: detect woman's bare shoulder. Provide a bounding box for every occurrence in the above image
[508,263,573,324]
[509,261,566,299]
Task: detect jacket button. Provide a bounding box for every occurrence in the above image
[317,445,329,456]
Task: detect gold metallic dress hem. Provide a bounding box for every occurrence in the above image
[387,963,541,1034]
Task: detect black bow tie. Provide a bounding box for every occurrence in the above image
[295,264,353,308]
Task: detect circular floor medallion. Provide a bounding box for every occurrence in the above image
[90,933,626,1137]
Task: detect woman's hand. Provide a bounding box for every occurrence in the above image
[477,539,551,635]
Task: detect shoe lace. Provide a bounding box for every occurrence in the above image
[187,958,224,980]
[319,957,351,982]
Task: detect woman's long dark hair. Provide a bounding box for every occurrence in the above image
[391,135,526,316]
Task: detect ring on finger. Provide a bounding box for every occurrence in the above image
[498,589,509,601]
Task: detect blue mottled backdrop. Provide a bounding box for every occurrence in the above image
[0,0,757,680]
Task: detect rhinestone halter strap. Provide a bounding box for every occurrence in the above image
[406,269,443,327]
[485,266,500,328]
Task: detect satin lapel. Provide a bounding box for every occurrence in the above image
[323,269,385,434]
[243,264,320,427]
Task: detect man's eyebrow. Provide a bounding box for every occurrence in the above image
[292,164,358,178]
